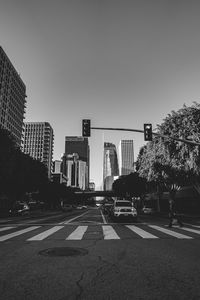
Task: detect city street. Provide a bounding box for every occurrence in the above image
[0,207,200,300]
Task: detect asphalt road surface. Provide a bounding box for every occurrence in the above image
[0,207,200,300]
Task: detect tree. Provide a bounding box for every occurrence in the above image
[0,127,18,193]
[136,102,200,202]
[0,127,49,208]
[112,172,147,198]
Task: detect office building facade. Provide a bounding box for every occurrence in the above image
[119,140,134,176]
[64,153,86,190]
[22,122,54,178]
[103,142,119,190]
[64,137,90,189]
[51,160,68,185]
[0,46,26,147]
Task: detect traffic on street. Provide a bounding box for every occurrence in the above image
[0,204,200,300]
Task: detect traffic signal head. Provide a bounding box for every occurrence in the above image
[144,123,152,141]
[82,119,91,137]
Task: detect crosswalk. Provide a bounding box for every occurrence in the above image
[0,224,200,242]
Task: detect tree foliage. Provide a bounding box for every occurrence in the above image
[112,172,147,197]
[136,102,200,198]
[0,127,49,207]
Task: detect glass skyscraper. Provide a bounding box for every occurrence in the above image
[0,46,26,147]
[119,140,134,176]
[63,137,90,189]
[103,142,119,190]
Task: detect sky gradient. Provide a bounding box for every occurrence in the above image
[1,0,200,188]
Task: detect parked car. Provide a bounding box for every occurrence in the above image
[142,206,156,215]
[110,199,137,221]
[61,204,73,212]
[76,205,87,210]
[9,203,30,216]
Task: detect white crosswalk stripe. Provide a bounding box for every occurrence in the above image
[0,226,15,232]
[180,227,200,235]
[126,225,158,239]
[0,224,198,241]
[102,225,120,239]
[66,226,88,240]
[27,226,64,241]
[149,225,193,239]
[0,226,40,241]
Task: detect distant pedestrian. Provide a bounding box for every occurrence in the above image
[168,199,183,227]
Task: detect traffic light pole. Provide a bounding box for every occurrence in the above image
[91,126,200,146]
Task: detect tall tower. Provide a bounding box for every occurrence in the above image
[22,122,54,178]
[0,46,26,147]
[64,137,90,189]
[119,140,134,176]
[103,142,119,190]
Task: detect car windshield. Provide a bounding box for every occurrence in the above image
[115,201,132,207]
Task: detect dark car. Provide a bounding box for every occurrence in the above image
[102,203,113,215]
[142,206,156,215]
[9,203,30,216]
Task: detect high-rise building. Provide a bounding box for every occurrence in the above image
[103,142,119,190]
[52,160,68,185]
[65,153,86,190]
[22,122,54,178]
[64,137,90,188]
[119,140,134,176]
[0,46,27,147]
[53,160,62,173]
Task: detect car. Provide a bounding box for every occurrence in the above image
[9,203,30,216]
[142,207,156,215]
[61,204,73,212]
[76,205,87,210]
[102,203,113,215]
[110,199,137,221]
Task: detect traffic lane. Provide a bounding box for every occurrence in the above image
[0,239,200,300]
[60,207,104,224]
[0,210,66,225]
[0,208,94,225]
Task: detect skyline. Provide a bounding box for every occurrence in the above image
[1,0,200,188]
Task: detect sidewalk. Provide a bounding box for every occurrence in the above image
[156,212,200,219]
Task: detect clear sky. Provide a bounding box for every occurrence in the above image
[1,0,200,189]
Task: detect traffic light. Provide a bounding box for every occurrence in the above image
[82,119,91,137]
[144,123,152,141]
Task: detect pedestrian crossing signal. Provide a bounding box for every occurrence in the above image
[82,119,91,137]
[144,123,152,141]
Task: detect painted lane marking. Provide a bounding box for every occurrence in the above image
[59,211,89,224]
[100,210,107,224]
[126,225,158,239]
[0,226,15,232]
[66,226,88,240]
[0,226,40,241]
[149,225,193,239]
[102,225,120,240]
[27,226,64,241]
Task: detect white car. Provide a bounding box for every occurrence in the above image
[111,200,137,220]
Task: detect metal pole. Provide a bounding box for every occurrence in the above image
[91,127,200,146]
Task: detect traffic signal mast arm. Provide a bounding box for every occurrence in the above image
[91,127,200,146]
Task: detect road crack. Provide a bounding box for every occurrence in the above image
[75,272,84,300]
